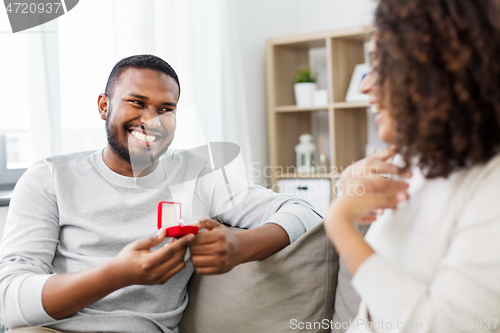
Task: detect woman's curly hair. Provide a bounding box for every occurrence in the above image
[374,0,500,178]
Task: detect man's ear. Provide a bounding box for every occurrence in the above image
[98,93,109,120]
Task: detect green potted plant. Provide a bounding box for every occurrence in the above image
[294,67,317,107]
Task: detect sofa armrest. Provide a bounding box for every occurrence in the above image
[179,222,339,333]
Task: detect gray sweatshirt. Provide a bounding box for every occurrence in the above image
[0,149,321,332]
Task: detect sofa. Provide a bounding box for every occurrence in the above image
[0,216,365,333]
[179,222,368,333]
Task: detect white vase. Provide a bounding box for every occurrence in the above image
[294,82,316,107]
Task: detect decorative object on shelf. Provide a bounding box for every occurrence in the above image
[295,133,317,173]
[345,63,372,102]
[294,67,317,107]
[313,89,328,106]
[317,134,328,169]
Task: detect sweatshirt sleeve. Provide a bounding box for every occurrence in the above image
[0,161,59,329]
[350,179,500,333]
[194,169,323,243]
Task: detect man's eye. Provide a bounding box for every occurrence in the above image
[160,108,174,114]
[131,100,144,106]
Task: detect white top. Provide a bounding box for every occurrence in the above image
[348,154,500,333]
[0,150,321,332]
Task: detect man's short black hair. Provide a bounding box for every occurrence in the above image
[104,54,180,99]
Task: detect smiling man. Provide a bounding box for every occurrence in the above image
[0,55,322,333]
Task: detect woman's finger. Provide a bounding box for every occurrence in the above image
[369,147,397,161]
[368,160,410,178]
[366,178,409,193]
[357,215,377,224]
[374,192,408,209]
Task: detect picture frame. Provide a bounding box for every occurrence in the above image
[345,63,372,102]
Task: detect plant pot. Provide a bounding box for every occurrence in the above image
[294,82,316,107]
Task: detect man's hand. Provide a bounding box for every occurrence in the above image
[43,229,193,320]
[109,229,194,287]
[188,219,243,275]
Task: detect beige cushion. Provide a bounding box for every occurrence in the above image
[179,222,339,333]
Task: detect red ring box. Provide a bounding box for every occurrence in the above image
[165,225,199,238]
[158,201,199,238]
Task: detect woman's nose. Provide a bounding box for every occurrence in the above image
[359,72,373,95]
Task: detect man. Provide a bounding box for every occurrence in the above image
[0,55,321,332]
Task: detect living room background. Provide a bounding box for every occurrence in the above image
[0,0,376,236]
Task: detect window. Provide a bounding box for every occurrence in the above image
[0,134,27,187]
[0,16,31,188]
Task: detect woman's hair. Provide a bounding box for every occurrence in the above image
[374,0,500,178]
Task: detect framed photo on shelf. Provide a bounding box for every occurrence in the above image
[345,63,372,102]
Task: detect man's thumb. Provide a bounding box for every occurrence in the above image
[132,228,166,250]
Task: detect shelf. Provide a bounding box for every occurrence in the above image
[275,105,329,113]
[267,25,373,191]
[276,172,337,179]
[332,101,369,109]
[274,102,369,113]
[270,25,373,46]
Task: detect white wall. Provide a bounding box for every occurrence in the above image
[297,0,377,33]
[232,0,376,186]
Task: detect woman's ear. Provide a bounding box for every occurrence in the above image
[98,93,109,120]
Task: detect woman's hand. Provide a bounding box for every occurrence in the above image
[331,176,409,224]
[324,176,409,276]
[338,148,411,193]
[338,147,412,223]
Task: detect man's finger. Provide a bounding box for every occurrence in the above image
[148,233,193,265]
[197,219,221,231]
[194,265,224,275]
[188,229,222,246]
[155,249,188,274]
[131,228,166,251]
[191,255,223,268]
[158,260,187,284]
[189,242,223,255]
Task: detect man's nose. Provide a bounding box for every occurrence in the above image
[140,107,161,128]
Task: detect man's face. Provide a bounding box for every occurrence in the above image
[104,68,179,167]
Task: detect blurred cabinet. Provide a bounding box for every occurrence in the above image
[276,178,331,217]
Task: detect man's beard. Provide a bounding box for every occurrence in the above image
[105,106,170,168]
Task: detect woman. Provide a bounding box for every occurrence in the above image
[326,0,500,332]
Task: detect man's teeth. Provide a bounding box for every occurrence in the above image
[131,131,156,142]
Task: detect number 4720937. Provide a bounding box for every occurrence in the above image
[5,2,62,14]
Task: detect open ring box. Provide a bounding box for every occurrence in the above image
[157,201,199,238]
